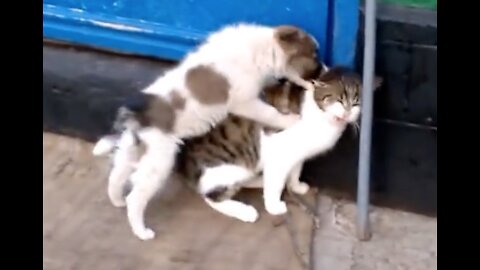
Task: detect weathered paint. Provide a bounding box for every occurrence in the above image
[43,0,357,66]
[329,0,360,67]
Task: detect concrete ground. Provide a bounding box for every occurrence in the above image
[43,132,437,270]
[43,132,315,270]
[312,195,437,270]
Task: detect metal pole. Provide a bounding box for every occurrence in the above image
[357,0,377,241]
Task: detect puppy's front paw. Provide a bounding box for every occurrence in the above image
[265,201,288,216]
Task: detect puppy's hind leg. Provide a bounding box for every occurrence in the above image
[126,128,179,241]
[107,131,140,207]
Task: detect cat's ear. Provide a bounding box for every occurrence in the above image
[373,76,383,90]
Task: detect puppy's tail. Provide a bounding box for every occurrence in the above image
[113,92,151,133]
[93,92,150,157]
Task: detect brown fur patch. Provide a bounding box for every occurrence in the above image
[138,94,176,132]
[263,82,303,115]
[169,90,186,110]
[274,25,319,79]
[186,65,230,104]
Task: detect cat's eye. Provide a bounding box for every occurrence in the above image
[322,95,332,101]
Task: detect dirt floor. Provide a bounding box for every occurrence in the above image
[43,132,316,270]
[43,132,437,270]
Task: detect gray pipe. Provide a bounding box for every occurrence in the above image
[357,0,377,241]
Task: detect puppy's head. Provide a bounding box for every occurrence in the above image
[274,25,319,79]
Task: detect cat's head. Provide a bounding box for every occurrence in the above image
[310,66,383,125]
[274,25,320,79]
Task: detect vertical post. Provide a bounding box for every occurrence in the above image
[357,0,377,241]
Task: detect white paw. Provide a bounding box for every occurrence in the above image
[108,192,126,207]
[110,197,126,208]
[265,201,288,216]
[133,228,156,241]
[290,182,310,195]
[237,206,259,223]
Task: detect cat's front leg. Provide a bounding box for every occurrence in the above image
[231,99,299,129]
[287,163,310,195]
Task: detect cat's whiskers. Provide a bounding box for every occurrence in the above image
[350,121,360,136]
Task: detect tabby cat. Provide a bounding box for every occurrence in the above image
[173,66,382,221]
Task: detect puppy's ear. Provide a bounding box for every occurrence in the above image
[274,25,302,42]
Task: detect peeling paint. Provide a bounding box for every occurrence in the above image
[69,8,84,13]
[43,11,66,19]
[90,20,152,33]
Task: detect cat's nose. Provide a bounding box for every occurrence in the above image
[334,113,349,122]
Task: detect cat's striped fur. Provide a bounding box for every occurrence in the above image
[174,67,381,203]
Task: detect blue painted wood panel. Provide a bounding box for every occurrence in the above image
[329,0,359,67]
[43,0,358,67]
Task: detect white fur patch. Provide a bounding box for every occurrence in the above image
[92,135,119,156]
[198,164,255,195]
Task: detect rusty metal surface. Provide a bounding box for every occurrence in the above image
[43,132,315,270]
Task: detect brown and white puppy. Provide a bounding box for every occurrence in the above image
[93,23,319,240]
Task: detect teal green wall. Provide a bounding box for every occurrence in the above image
[381,0,437,9]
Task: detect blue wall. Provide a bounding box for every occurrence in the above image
[43,0,358,67]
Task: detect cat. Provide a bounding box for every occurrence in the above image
[94,66,382,226]
[173,67,382,221]
[93,23,320,240]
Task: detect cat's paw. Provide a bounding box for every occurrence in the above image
[290,182,310,195]
[133,227,156,241]
[237,205,259,223]
[265,201,288,216]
